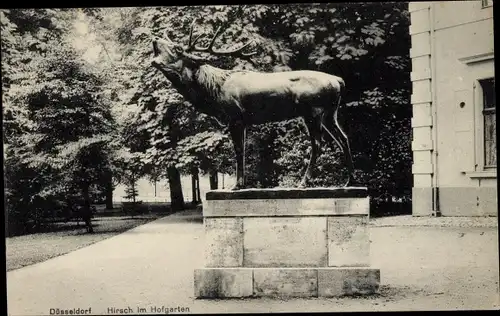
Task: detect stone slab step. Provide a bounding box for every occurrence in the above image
[194,267,380,298]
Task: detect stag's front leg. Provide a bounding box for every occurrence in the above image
[229,123,246,190]
[299,118,322,188]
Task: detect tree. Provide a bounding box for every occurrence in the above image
[3,8,117,234]
[124,180,139,203]
[2,8,69,143]
[2,8,74,235]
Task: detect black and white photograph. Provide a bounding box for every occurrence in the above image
[3,1,498,314]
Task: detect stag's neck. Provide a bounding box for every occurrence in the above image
[159,66,190,98]
[160,62,238,124]
[193,64,233,102]
[163,63,232,104]
[159,63,232,124]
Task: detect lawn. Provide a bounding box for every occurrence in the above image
[6,209,176,272]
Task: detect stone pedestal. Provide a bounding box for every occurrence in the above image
[194,187,380,298]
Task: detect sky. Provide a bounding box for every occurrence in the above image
[70,9,125,65]
[68,9,139,121]
[71,11,102,64]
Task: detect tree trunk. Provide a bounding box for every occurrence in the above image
[209,169,218,190]
[105,172,113,210]
[131,173,136,203]
[196,174,201,202]
[154,178,157,197]
[191,167,198,204]
[82,184,94,233]
[167,166,185,211]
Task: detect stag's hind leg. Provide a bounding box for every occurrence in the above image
[322,109,355,187]
[299,116,323,188]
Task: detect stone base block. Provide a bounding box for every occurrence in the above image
[318,267,380,297]
[194,268,253,298]
[253,268,318,297]
[194,267,380,298]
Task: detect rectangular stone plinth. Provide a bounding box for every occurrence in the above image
[203,187,371,268]
[204,187,369,217]
[194,267,380,298]
[206,187,368,200]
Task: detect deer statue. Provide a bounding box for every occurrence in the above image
[151,20,354,190]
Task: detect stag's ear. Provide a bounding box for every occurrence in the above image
[152,40,160,56]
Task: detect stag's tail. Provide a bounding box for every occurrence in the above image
[338,77,345,92]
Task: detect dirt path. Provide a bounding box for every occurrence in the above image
[7,211,499,315]
[6,213,173,271]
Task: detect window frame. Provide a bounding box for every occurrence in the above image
[480,78,496,168]
[473,76,497,174]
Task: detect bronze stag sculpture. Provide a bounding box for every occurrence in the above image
[151,21,354,190]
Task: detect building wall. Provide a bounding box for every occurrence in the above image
[410,1,496,216]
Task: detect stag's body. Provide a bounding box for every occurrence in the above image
[218,69,344,124]
[152,23,354,190]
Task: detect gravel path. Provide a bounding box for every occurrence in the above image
[7,211,500,314]
[6,214,172,271]
[371,215,498,228]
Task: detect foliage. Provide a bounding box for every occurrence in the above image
[123,180,139,202]
[3,8,117,235]
[2,9,68,142]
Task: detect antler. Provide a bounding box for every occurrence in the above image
[163,29,176,45]
[187,19,205,50]
[185,20,257,60]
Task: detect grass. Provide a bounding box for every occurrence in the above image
[6,208,177,272]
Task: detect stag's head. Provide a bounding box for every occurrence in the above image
[151,36,186,72]
[152,19,257,76]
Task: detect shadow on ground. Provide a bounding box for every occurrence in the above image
[168,214,204,224]
[370,201,412,218]
[126,210,204,227]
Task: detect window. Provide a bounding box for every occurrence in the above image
[459,54,495,178]
[482,0,493,8]
[479,78,496,167]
